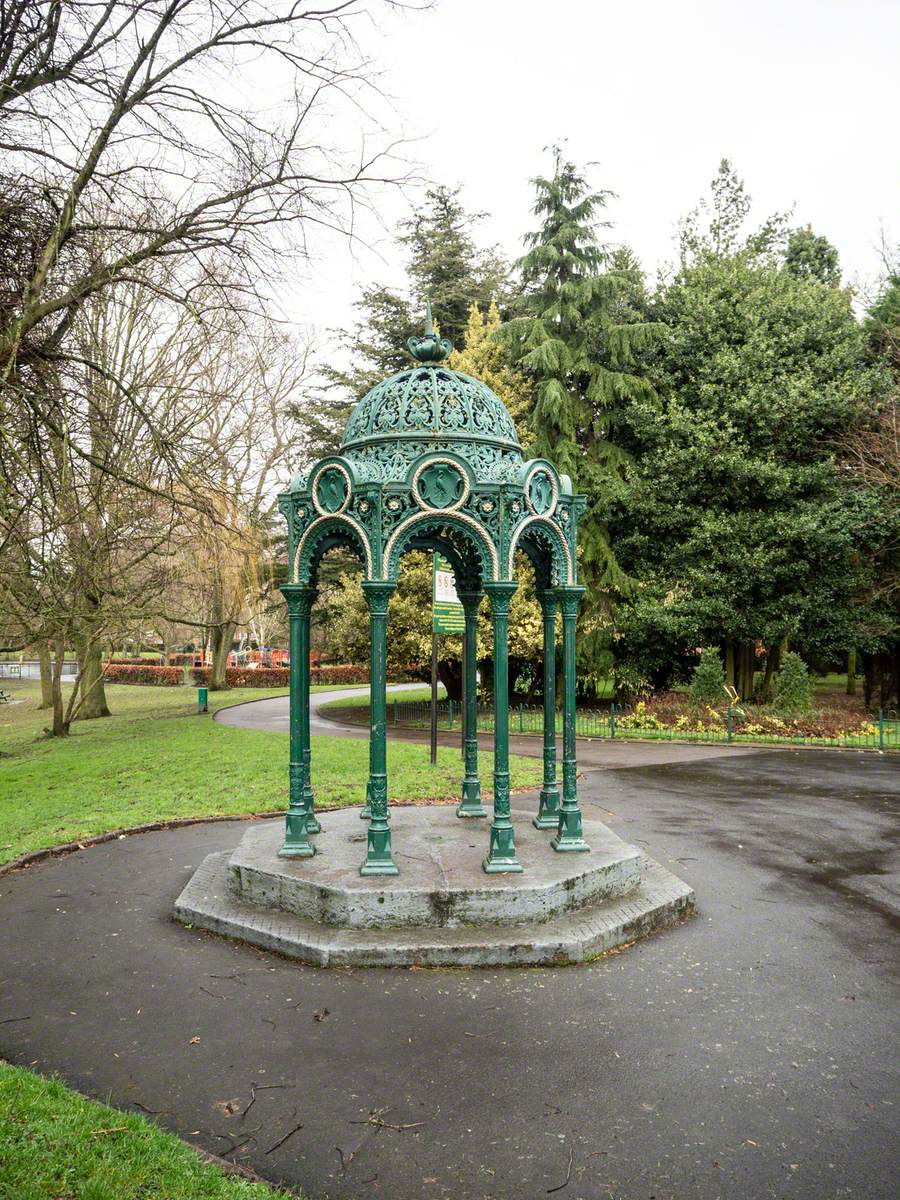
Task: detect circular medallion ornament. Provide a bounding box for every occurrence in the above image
[526,467,557,516]
[413,458,469,512]
[312,464,351,515]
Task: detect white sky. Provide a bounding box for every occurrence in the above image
[287,0,899,337]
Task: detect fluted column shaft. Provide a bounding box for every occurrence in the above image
[551,586,590,853]
[483,582,522,873]
[279,585,316,858]
[456,591,486,818]
[360,581,398,875]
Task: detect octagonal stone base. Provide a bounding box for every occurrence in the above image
[174,806,694,967]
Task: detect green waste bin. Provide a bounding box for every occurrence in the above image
[198,687,208,714]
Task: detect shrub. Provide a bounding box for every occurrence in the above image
[612,663,652,705]
[190,664,372,688]
[312,664,370,685]
[104,657,152,666]
[102,664,183,686]
[689,648,726,705]
[774,651,812,713]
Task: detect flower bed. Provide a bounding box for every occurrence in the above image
[102,664,183,686]
[617,693,882,742]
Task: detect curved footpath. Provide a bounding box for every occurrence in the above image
[1,690,897,1199]
[216,682,761,769]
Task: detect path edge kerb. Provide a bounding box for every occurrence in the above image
[0,791,541,878]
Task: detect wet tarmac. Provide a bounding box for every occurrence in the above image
[1,749,897,1199]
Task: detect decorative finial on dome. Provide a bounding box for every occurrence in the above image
[407,300,452,364]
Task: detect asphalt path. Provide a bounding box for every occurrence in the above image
[1,693,898,1200]
[217,685,763,770]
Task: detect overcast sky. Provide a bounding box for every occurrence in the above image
[288,0,899,338]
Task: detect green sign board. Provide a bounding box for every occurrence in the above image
[432,553,465,633]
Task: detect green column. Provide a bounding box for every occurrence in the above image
[456,591,486,818]
[360,581,398,876]
[552,586,590,853]
[279,584,316,858]
[483,582,522,873]
[533,589,561,830]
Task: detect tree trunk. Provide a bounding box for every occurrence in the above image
[209,621,236,690]
[76,639,110,719]
[863,653,875,710]
[846,648,857,696]
[37,640,54,709]
[758,645,777,703]
[49,643,69,737]
[725,639,735,689]
[738,643,755,701]
[436,657,462,702]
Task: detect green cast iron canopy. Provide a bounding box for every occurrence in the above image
[340,303,522,470]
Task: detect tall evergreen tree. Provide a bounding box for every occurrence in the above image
[611,166,888,699]
[294,186,512,464]
[785,226,841,286]
[400,185,511,348]
[502,148,659,638]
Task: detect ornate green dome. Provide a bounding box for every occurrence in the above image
[338,304,524,484]
[341,364,521,453]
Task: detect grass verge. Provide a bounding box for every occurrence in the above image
[0,1062,291,1199]
[0,682,541,865]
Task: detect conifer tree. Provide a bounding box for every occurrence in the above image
[295,186,512,464]
[400,185,511,349]
[502,147,659,621]
[449,302,534,449]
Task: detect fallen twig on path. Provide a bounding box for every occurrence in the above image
[548,1145,574,1193]
[241,1081,295,1123]
[266,1120,304,1154]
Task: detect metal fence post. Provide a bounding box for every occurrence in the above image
[610,701,616,739]
[393,699,397,727]
[519,702,525,733]
[879,708,884,751]
[727,705,732,744]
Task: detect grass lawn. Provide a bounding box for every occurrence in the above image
[0,681,541,866]
[322,682,446,709]
[0,1062,291,1199]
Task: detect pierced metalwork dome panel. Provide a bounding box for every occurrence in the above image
[340,365,522,460]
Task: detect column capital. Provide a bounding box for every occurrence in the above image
[280,583,317,616]
[554,584,585,617]
[457,590,484,615]
[361,580,396,616]
[484,580,517,616]
[536,588,560,614]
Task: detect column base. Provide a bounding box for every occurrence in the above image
[456,779,486,818]
[482,854,524,874]
[360,823,398,875]
[483,823,523,873]
[305,808,322,835]
[360,860,400,876]
[551,808,591,853]
[360,780,372,820]
[533,786,561,829]
[457,802,488,819]
[533,813,560,830]
[279,812,315,858]
[279,843,315,859]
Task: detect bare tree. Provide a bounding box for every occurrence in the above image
[166,314,307,688]
[0,1,418,476]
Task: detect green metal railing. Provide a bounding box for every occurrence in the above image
[388,698,899,752]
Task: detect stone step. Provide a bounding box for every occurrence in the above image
[227,808,644,930]
[174,850,695,968]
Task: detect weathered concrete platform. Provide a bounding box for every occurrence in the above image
[174,806,694,966]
